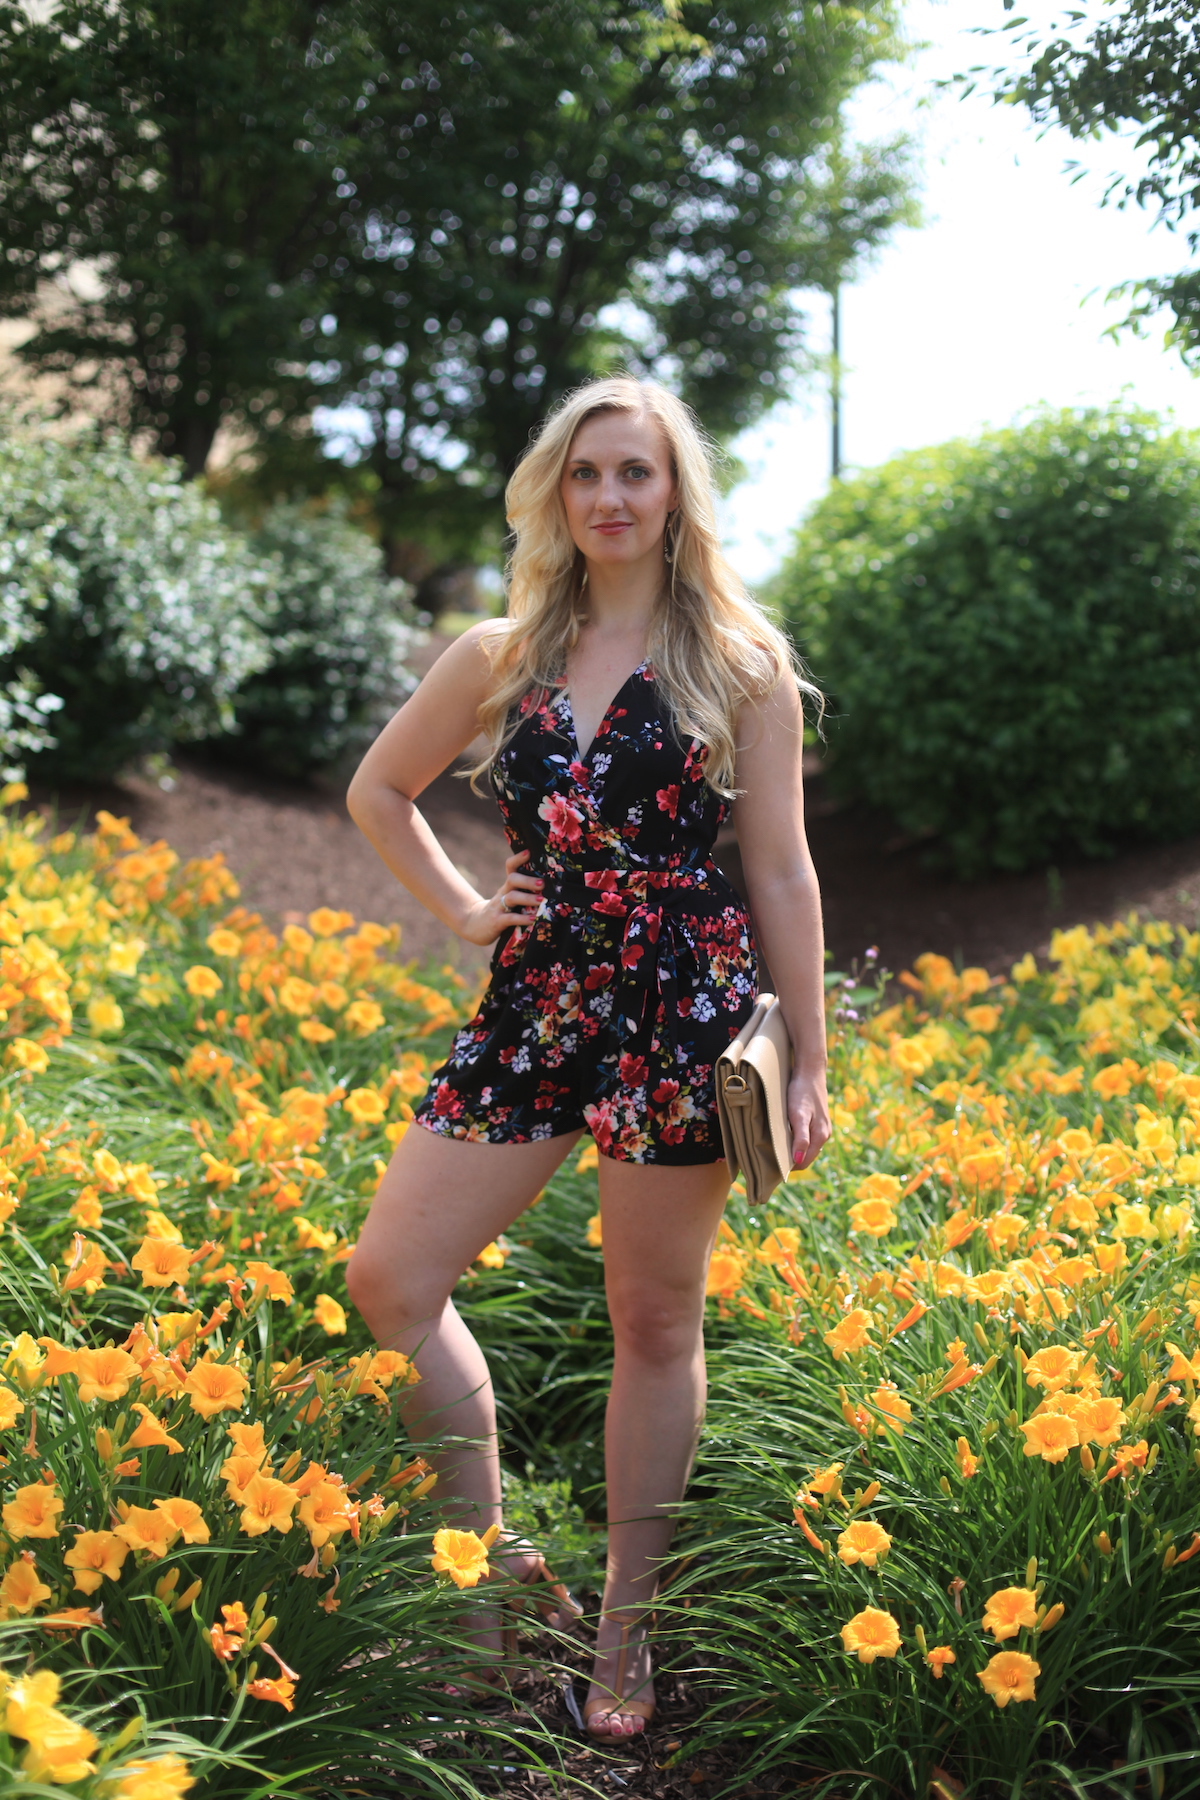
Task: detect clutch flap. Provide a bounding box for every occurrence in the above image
[737,1000,794,1185]
[720,992,775,1073]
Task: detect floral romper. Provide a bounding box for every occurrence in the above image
[412,659,758,1163]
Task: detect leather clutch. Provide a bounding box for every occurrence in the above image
[715,993,794,1206]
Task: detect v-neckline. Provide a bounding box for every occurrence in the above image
[561,657,649,763]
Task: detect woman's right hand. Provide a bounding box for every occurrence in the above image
[460,849,544,946]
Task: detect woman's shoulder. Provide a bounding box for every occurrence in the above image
[427,619,512,689]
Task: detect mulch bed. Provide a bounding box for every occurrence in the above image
[31,749,1200,984]
[418,1629,780,1800]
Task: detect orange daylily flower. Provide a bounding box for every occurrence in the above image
[113,1506,176,1560]
[153,1498,209,1544]
[243,1261,294,1304]
[3,1481,64,1540]
[238,1474,297,1537]
[982,1587,1038,1641]
[247,1676,295,1712]
[823,1308,874,1359]
[72,1346,141,1404]
[430,1526,491,1589]
[1020,1413,1080,1463]
[125,1403,184,1454]
[132,1237,191,1290]
[840,1607,901,1664]
[297,1481,356,1549]
[836,1520,892,1567]
[978,1650,1039,1707]
[182,1359,248,1419]
[0,1557,53,1615]
[64,1530,129,1594]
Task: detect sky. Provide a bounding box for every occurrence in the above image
[719,0,1200,584]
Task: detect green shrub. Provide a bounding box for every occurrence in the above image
[214,501,418,779]
[775,405,1200,874]
[0,427,270,784]
[0,425,419,787]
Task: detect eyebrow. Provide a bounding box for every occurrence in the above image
[565,453,656,467]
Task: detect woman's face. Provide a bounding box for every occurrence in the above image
[559,410,678,570]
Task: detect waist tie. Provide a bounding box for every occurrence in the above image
[536,863,722,1044]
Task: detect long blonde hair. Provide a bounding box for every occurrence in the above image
[469,375,817,796]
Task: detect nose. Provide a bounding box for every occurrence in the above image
[594,472,626,513]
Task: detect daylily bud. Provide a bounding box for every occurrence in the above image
[175,1579,203,1613]
[108,1717,145,1755]
[1025,1557,1037,1587]
[95,1427,114,1462]
[1096,1531,1113,1557]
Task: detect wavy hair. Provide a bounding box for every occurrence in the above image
[468,375,819,797]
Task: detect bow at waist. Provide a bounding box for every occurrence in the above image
[533,863,737,1042]
[538,863,719,920]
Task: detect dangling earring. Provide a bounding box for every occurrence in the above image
[663,511,677,563]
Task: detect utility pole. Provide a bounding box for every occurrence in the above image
[830,282,842,482]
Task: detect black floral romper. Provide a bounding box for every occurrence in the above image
[412,659,758,1163]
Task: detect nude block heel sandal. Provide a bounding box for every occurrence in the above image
[517,1553,583,1632]
[583,1613,656,1738]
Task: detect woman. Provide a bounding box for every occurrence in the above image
[345,375,830,1738]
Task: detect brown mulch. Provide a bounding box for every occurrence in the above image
[34,749,1200,985]
[25,633,1200,978]
[415,1626,780,1800]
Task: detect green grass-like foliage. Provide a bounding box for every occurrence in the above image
[774,404,1200,874]
[2,796,1200,1795]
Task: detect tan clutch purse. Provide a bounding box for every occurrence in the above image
[715,993,794,1206]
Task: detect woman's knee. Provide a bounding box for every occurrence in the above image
[344,1249,447,1334]
[607,1283,703,1367]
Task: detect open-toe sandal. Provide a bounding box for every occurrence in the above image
[582,1612,656,1739]
[494,1538,583,1636]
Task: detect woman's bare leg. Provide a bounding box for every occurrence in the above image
[345,1123,581,1558]
[585,1157,731,1737]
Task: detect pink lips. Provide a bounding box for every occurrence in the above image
[593,521,631,535]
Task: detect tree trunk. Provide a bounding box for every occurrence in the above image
[173,412,219,480]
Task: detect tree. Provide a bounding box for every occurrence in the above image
[985,1,1200,363]
[0,0,398,475]
[0,0,915,558]
[301,1,916,559]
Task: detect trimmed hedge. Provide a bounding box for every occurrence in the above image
[774,405,1200,875]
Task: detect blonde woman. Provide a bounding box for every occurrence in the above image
[345,376,830,1738]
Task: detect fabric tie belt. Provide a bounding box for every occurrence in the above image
[533,862,726,1044]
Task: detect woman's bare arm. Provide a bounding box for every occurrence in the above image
[731,679,831,1168]
[346,624,543,945]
